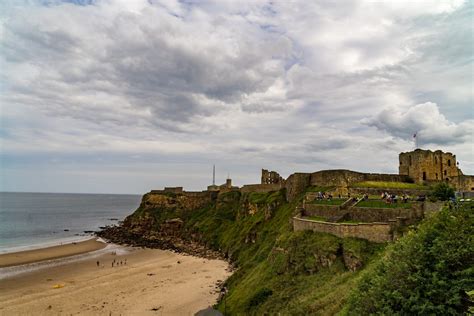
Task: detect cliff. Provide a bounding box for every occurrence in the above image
[98,188,382,314]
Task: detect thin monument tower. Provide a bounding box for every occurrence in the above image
[212,164,216,186]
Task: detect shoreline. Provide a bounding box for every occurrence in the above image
[0,238,106,268]
[0,245,231,315]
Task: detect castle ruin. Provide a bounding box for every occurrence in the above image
[399,149,474,192]
[399,149,460,183]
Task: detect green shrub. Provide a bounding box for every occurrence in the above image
[346,203,474,315]
[430,182,455,201]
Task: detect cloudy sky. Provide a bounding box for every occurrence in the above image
[1,0,472,194]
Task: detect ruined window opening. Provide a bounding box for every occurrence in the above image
[444,170,447,176]
[448,159,451,166]
[435,173,438,180]
[471,187,474,191]
[409,155,412,166]
[422,172,426,181]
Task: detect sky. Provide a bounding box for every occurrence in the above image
[0,0,473,194]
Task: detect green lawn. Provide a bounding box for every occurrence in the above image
[351,181,429,190]
[307,186,336,192]
[356,199,412,209]
[306,215,327,222]
[308,199,346,206]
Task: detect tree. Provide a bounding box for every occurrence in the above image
[431,182,455,201]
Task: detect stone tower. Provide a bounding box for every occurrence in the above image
[261,169,284,184]
[399,149,461,183]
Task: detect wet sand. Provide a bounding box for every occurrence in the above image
[0,238,106,268]
[0,245,231,315]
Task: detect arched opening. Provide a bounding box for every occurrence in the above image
[422,172,427,181]
[448,159,451,166]
[435,173,438,180]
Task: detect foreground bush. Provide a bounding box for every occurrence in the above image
[346,203,474,315]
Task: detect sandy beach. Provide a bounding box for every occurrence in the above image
[0,243,232,315]
[0,238,107,268]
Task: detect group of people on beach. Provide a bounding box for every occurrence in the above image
[96,257,127,268]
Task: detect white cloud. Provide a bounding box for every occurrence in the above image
[0,0,472,193]
[362,102,474,145]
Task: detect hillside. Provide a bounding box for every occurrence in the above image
[98,189,473,315]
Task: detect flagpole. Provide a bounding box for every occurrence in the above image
[413,132,418,150]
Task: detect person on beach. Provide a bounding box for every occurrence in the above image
[97,260,100,267]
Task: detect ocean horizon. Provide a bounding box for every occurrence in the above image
[0,192,141,254]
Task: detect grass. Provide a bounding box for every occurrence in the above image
[308,198,346,206]
[351,181,430,190]
[307,186,336,192]
[339,220,363,224]
[356,199,412,209]
[306,215,327,222]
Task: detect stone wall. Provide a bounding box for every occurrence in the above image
[241,183,282,193]
[399,149,460,183]
[285,173,311,202]
[423,201,445,218]
[349,206,423,223]
[144,190,214,211]
[293,216,393,243]
[304,204,423,223]
[450,175,474,192]
[310,170,409,188]
[151,187,184,194]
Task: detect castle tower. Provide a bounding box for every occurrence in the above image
[399,149,460,183]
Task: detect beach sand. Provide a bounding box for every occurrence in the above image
[0,244,232,315]
[0,238,106,268]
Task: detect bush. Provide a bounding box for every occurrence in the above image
[346,203,474,315]
[430,182,455,201]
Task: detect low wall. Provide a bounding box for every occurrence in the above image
[304,204,423,223]
[304,204,342,216]
[349,206,422,223]
[293,217,393,243]
[241,183,282,193]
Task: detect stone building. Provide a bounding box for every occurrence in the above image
[399,149,461,183]
[261,169,284,185]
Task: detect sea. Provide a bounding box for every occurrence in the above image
[0,192,142,254]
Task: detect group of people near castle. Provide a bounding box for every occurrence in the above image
[316,191,334,200]
[380,192,409,203]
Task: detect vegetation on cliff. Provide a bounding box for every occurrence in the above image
[345,202,474,315]
[109,189,382,314]
[100,189,472,315]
